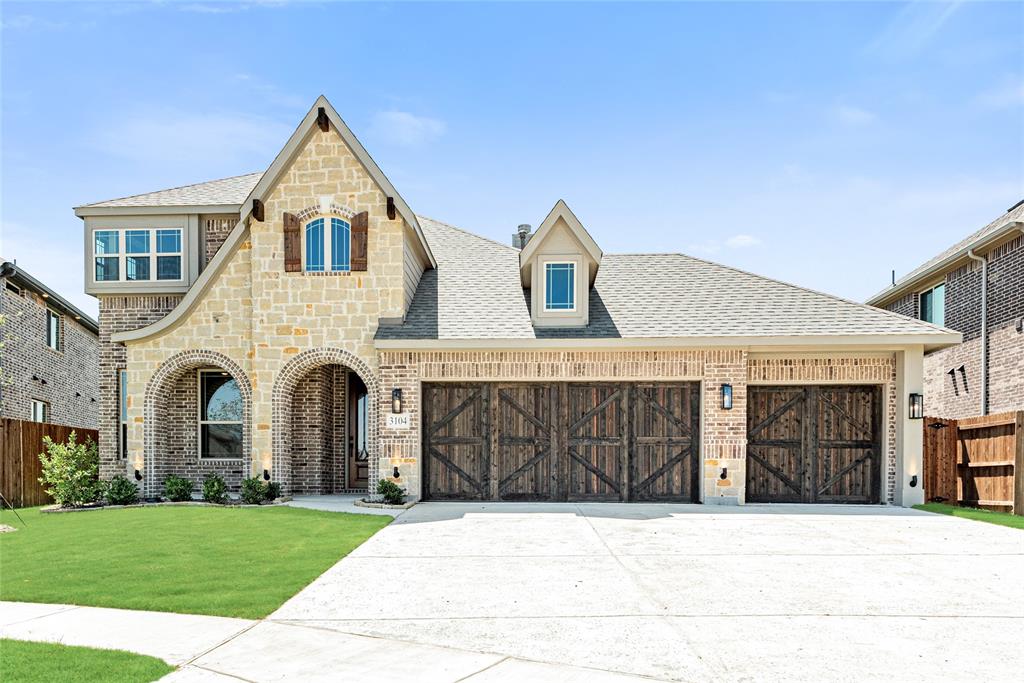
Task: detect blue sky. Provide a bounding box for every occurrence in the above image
[2,1,1022,319]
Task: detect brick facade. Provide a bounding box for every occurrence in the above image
[0,278,99,428]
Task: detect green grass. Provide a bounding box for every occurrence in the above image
[0,506,390,618]
[0,639,173,683]
[914,502,1024,530]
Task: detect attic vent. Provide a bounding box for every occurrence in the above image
[512,224,532,249]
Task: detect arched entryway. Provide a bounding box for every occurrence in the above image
[272,348,379,495]
[143,350,252,498]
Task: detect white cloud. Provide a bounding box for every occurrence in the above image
[835,105,877,127]
[369,111,446,147]
[974,77,1024,110]
[88,108,291,165]
[866,1,963,59]
[725,234,762,248]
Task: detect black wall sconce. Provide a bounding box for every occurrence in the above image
[908,393,924,420]
[721,384,733,410]
[720,467,728,480]
[263,469,271,481]
[391,388,403,414]
[909,475,918,488]
[393,466,401,479]
[133,469,143,481]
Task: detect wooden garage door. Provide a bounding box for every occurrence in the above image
[746,385,882,504]
[423,382,700,502]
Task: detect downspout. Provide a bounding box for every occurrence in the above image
[966,249,987,415]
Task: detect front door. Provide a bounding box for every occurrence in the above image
[347,372,369,490]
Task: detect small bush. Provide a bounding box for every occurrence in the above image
[240,477,267,505]
[37,432,101,507]
[202,474,228,504]
[376,479,406,505]
[265,481,282,501]
[163,475,193,502]
[105,475,139,505]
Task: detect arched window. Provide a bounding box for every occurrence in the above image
[305,217,350,272]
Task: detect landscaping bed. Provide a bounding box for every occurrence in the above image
[0,505,390,618]
[0,639,173,683]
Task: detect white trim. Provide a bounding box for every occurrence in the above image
[520,199,602,270]
[91,226,184,286]
[30,399,48,423]
[197,369,244,461]
[302,215,351,273]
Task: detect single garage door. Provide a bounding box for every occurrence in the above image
[746,385,882,504]
[422,382,700,502]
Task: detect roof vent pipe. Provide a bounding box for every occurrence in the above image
[513,224,532,249]
[966,248,988,415]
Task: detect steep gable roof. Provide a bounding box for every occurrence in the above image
[520,199,603,267]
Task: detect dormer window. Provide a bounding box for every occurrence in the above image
[544,262,576,311]
[304,217,351,272]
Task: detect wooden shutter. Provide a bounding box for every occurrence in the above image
[283,212,301,272]
[351,211,368,271]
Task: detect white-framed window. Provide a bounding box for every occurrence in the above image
[30,399,48,423]
[94,228,183,283]
[197,369,243,459]
[119,369,128,460]
[543,262,576,311]
[45,309,60,351]
[919,283,945,326]
[304,217,351,272]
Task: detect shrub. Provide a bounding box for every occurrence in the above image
[202,474,228,504]
[376,479,405,505]
[240,477,267,505]
[37,432,101,507]
[265,481,282,501]
[105,475,139,505]
[163,475,193,502]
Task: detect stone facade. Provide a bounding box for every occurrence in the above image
[0,276,99,428]
[885,234,1023,419]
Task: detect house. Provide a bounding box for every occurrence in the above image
[866,202,1024,420]
[0,259,100,428]
[75,96,960,505]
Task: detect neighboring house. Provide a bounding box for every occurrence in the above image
[75,96,959,506]
[867,202,1024,420]
[0,260,100,428]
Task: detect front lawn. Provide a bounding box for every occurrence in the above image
[0,639,173,683]
[0,506,390,618]
[914,502,1024,530]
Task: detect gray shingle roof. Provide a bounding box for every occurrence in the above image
[80,172,263,208]
[377,217,952,342]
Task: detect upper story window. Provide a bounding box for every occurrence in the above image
[198,369,243,459]
[304,217,350,272]
[919,283,945,326]
[94,228,182,283]
[544,262,576,311]
[30,399,48,423]
[45,310,60,351]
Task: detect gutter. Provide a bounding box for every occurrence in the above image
[966,248,988,415]
[1,261,100,335]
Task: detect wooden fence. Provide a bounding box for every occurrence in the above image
[923,411,1024,515]
[0,418,99,508]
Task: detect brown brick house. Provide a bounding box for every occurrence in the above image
[867,201,1023,419]
[75,96,958,505]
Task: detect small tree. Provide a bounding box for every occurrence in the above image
[38,432,101,507]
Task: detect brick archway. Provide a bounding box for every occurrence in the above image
[272,347,379,495]
[143,350,252,497]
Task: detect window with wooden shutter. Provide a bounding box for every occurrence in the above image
[283,212,301,272]
[351,211,368,271]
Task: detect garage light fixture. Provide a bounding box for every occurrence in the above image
[721,384,733,410]
[908,393,924,420]
[909,475,918,488]
[392,388,403,414]
[134,469,143,482]
[263,469,271,481]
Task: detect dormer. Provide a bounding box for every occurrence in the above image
[519,200,602,328]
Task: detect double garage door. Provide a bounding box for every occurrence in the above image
[422,382,700,502]
[423,382,883,504]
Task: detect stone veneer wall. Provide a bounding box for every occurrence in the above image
[378,350,898,504]
[0,281,100,428]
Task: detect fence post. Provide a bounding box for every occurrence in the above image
[1015,411,1023,516]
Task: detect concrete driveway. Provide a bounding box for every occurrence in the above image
[264,503,1024,682]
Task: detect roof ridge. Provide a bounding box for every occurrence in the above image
[80,171,263,207]
[416,214,519,252]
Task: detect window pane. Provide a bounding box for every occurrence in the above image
[157,256,181,280]
[126,255,150,280]
[305,219,324,272]
[201,373,243,421]
[119,370,128,423]
[95,231,119,255]
[933,284,945,326]
[120,423,128,460]
[920,289,933,323]
[331,218,350,271]
[125,230,150,254]
[47,311,59,350]
[545,263,575,310]
[95,257,119,281]
[201,423,243,459]
[156,229,181,254]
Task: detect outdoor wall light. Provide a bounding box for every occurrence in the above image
[393,466,401,479]
[391,388,403,414]
[263,469,271,481]
[720,467,728,480]
[908,393,924,420]
[134,469,143,481]
[721,384,733,410]
[909,475,918,488]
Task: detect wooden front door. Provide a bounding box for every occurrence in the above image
[746,385,881,504]
[347,372,369,490]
